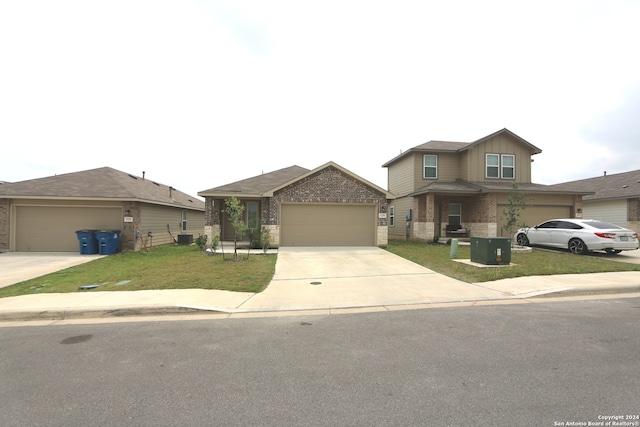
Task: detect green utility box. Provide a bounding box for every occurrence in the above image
[470,237,512,265]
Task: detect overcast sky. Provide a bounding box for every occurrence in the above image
[2,0,639,199]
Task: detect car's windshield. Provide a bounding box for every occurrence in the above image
[585,221,623,229]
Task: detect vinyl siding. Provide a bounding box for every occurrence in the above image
[140,204,205,246]
[388,154,416,196]
[388,196,414,240]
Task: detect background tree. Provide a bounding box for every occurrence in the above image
[224,196,247,260]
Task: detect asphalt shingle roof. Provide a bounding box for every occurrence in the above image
[408,180,591,197]
[549,169,640,201]
[0,167,204,209]
[198,165,310,196]
[382,128,542,167]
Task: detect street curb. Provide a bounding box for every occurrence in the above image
[0,306,220,322]
[2,286,640,322]
[530,284,640,298]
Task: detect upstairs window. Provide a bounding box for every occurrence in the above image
[423,155,437,179]
[486,153,515,179]
[486,154,500,178]
[502,154,515,179]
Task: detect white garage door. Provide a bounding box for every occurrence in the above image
[15,206,122,251]
[582,199,628,228]
[280,204,376,246]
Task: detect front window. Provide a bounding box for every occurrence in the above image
[502,154,515,179]
[181,209,187,232]
[448,203,461,226]
[486,154,499,178]
[389,206,395,227]
[247,201,260,230]
[423,155,437,179]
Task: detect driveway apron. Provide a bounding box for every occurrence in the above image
[238,247,506,311]
[0,253,104,289]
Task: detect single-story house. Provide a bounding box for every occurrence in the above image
[382,128,592,241]
[549,169,640,232]
[198,162,394,247]
[0,167,205,252]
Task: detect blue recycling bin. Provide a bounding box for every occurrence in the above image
[75,230,98,254]
[95,230,122,255]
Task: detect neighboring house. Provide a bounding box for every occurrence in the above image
[382,128,591,241]
[0,167,205,252]
[198,162,394,247]
[549,169,640,232]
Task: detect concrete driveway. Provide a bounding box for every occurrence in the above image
[0,253,104,288]
[590,248,640,264]
[240,247,502,311]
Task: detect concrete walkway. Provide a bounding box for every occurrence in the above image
[1,248,639,323]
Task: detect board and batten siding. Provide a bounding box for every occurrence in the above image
[460,135,533,183]
[582,199,628,229]
[139,204,205,246]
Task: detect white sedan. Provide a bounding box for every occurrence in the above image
[514,219,639,255]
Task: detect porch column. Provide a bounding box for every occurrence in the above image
[203,197,221,244]
[412,193,435,241]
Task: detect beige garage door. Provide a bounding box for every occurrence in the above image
[15,206,122,251]
[281,204,376,246]
[497,205,571,236]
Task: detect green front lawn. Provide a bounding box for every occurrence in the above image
[0,245,276,298]
[386,240,640,283]
[1,241,639,299]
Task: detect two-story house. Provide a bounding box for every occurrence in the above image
[382,128,591,241]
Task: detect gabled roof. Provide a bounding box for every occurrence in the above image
[382,128,542,167]
[198,162,395,199]
[548,169,640,201]
[263,161,395,199]
[0,167,205,210]
[463,128,542,155]
[198,165,310,197]
[409,179,593,197]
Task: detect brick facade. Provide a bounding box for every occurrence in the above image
[273,166,388,226]
[203,166,390,247]
[0,198,10,252]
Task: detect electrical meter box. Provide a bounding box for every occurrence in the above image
[470,237,511,265]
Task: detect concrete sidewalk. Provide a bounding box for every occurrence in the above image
[1,248,639,323]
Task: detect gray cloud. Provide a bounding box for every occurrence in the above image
[580,84,640,174]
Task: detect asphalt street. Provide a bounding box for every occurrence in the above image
[1,297,638,426]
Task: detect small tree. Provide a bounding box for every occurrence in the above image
[224,197,247,260]
[260,226,271,253]
[501,184,528,245]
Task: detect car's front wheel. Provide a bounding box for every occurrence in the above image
[568,238,588,255]
[516,233,529,246]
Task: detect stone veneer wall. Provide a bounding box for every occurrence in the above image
[203,198,221,245]
[121,202,140,251]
